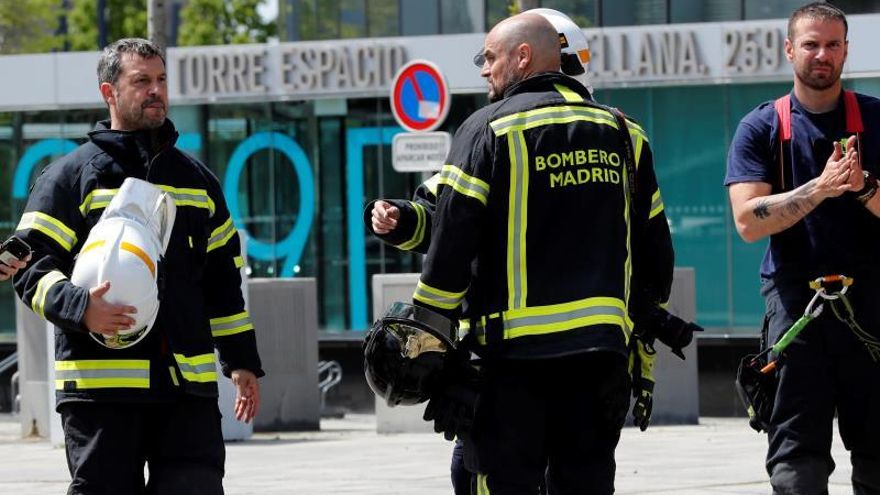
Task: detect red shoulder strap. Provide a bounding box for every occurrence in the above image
[775,95,792,142]
[843,90,864,133]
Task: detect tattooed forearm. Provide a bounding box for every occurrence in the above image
[753,200,770,219]
[750,180,818,224]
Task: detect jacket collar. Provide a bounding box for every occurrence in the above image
[88,118,179,168]
[502,72,594,102]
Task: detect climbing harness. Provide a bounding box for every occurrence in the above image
[736,275,880,432]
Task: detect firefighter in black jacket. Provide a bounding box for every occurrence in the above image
[403,13,672,494]
[13,38,263,495]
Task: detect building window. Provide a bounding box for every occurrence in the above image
[440,0,484,33]
[401,0,439,35]
[670,0,741,23]
[602,0,667,26]
[541,0,598,28]
[744,0,807,20]
[368,0,400,36]
[341,0,367,38]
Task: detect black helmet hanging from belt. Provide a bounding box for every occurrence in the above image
[363,302,457,407]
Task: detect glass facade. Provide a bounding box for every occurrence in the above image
[280,0,880,39]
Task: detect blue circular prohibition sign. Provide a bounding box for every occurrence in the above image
[399,71,442,124]
[224,132,315,277]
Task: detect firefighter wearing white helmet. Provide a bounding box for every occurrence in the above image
[414,9,673,494]
[473,8,593,94]
[71,178,175,349]
[527,8,593,93]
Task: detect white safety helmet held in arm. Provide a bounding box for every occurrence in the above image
[71,178,176,349]
[526,8,593,92]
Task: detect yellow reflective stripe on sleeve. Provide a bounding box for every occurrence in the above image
[423,173,441,197]
[31,270,68,319]
[55,359,150,389]
[649,189,665,219]
[413,281,466,310]
[437,165,490,206]
[506,131,529,310]
[210,311,255,337]
[156,185,216,217]
[396,202,427,251]
[553,83,584,103]
[207,216,237,253]
[79,188,118,216]
[623,152,633,345]
[490,105,618,137]
[173,353,218,383]
[468,297,627,343]
[234,256,244,268]
[17,211,77,251]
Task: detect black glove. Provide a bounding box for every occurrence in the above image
[423,353,482,441]
[631,377,654,431]
[632,302,703,360]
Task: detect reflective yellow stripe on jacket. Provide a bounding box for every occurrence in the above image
[467,296,627,344]
[649,189,665,219]
[55,359,150,389]
[173,353,217,383]
[32,270,68,319]
[490,105,618,137]
[78,185,216,217]
[207,216,237,253]
[210,311,254,337]
[437,165,490,206]
[16,212,77,251]
[413,281,467,311]
[395,202,426,251]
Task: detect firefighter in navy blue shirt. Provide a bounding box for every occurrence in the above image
[399,12,673,495]
[13,38,263,494]
[726,4,880,493]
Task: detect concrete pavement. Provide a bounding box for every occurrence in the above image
[0,414,853,494]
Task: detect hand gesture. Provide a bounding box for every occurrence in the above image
[841,135,864,190]
[232,369,260,423]
[817,136,859,199]
[371,200,400,234]
[82,281,137,336]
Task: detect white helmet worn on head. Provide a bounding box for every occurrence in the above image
[527,8,593,93]
[71,178,176,349]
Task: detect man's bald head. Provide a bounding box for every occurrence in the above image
[479,13,562,101]
[491,13,561,74]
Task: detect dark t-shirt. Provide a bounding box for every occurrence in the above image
[725,91,880,281]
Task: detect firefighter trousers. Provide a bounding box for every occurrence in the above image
[762,278,880,495]
[59,395,225,495]
[470,351,630,495]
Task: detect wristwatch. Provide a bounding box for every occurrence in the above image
[855,170,879,205]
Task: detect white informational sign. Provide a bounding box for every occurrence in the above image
[392,132,451,172]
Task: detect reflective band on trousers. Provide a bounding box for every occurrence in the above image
[55,359,150,389]
[210,311,254,337]
[466,297,627,342]
[173,353,217,383]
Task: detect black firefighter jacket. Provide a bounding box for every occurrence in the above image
[408,73,673,360]
[14,119,264,405]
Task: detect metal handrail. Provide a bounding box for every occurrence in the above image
[0,351,16,375]
[317,360,343,415]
